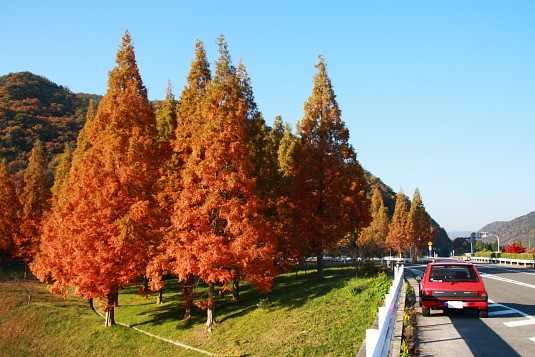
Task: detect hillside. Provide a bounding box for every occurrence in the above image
[0,72,99,178]
[479,211,535,248]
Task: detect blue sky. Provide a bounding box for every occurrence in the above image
[2,1,534,233]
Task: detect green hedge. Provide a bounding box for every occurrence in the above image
[500,252,535,260]
[474,251,493,258]
[474,251,535,260]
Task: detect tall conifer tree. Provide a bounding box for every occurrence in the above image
[31,31,159,326]
[277,122,297,178]
[148,40,213,318]
[17,140,51,260]
[386,190,410,256]
[50,144,73,203]
[358,186,390,258]
[292,55,370,279]
[168,36,277,327]
[408,188,433,255]
[156,81,178,145]
[270,115,285,150]
[0,160,21,259]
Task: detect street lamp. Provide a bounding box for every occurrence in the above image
[481,232,500,253]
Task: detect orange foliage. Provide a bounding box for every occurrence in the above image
[0,161,21,257]
[163,37,279,295]
[291,56,370,277]
[30,32,160,304]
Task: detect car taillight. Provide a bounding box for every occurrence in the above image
[480,291,487,297]
[421,289,431,296]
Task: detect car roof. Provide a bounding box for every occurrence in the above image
[428,262,474,266]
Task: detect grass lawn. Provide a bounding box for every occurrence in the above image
[0,264,390,356]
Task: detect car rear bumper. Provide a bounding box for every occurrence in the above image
[421,296,488,310]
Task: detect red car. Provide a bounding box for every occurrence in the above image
[418,262,489,317]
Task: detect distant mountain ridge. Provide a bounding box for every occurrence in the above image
[478,211,535,248]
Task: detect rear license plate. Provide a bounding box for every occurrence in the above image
[446,301,463,309]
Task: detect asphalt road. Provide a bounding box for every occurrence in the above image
[406,261,535,357]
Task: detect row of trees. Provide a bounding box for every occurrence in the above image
[356,187,434,259]
[453,238,532,255]
[0,32,435,327]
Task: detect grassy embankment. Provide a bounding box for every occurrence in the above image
[0,264,390,357]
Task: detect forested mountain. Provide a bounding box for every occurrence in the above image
[0,72,100,180]
[364,172,396,217]
[479,211,535,248]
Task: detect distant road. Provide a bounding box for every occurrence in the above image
[406,261,535,356]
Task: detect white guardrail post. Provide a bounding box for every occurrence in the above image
[365,264,404,357]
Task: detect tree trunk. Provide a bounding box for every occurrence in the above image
[206,283,216,328]
[316,251,324,280]
[142,275,149,292]
[156,289,163,304]
[104,293,116,327]
[232,279,240,301]
[113,289,119,307]
[183,274,194,319]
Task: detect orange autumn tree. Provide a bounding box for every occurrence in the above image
[147,39,213,317]
[358,186,390,258]
[0,160,21,260]
[17,140,51,260]
[386,190,410,256]
[234,60,284,297]
[407,188,433,255]
[167,36,278,327]
[31,31,160,327]
[292,55,370,279]
[270,118,303,263]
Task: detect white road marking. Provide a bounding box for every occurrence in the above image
[487,299,535,328]
[480,273,535,289]
[529,337,535,343]
[475,263,535,276]
[489,309,519,316]
[505,320,535,327]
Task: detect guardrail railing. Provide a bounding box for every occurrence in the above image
[469,256,535,267]
[365,264,404,357]
[381,256,438,264]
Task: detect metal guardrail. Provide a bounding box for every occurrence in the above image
[381,256,438,264]
[469,256,535,267]
[365,264,404,357]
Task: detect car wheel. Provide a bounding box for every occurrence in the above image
[422,307,430,317]
[478,309,488,318]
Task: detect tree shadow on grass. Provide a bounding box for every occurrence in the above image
[125,266,372,330]
[254,266,372,313]
[129,300,206,329]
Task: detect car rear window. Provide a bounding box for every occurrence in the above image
[429,265,479,282]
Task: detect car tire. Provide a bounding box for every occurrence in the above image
[478,309,488,318]
[422,307,430,317]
